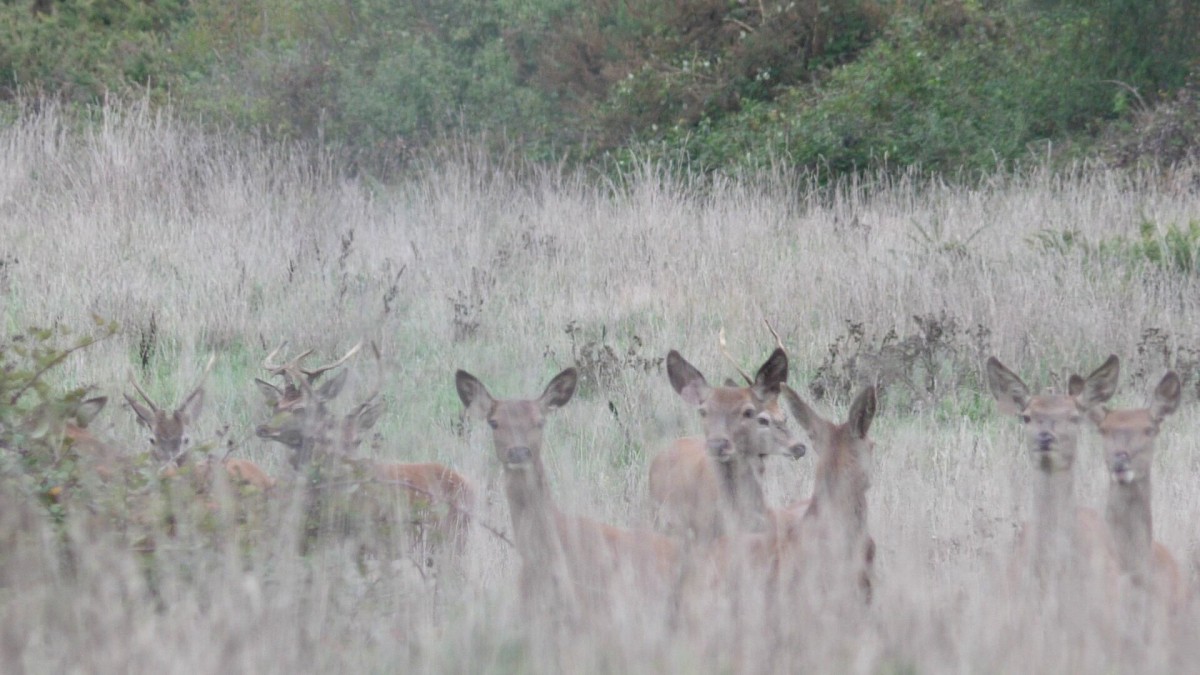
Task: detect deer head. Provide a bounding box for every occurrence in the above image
[125,355,215,465]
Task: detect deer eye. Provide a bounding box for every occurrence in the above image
[1020,414,1032,424]
[742,408,755,419]
[697,408,707,418]
[148,438,156,445]
[487,419,499,430]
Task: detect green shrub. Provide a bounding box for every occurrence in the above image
[0,0,191,102]
[620,4,1125,176]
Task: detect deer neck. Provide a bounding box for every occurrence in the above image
[714,457,771,534]
[1105,477,1154,581]
[1030,466,1081,571]
[806,457,869,552]
[502,456,562,559]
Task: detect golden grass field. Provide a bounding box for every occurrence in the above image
[2,101,1200,673]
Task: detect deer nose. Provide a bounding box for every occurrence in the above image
[706,438,734,460]
[1112,451,1131,468]
[1035,431,1054,449]
[505,447,533,465]
[789,442,807,459]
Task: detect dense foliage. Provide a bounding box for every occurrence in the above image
[1,0,1197,176]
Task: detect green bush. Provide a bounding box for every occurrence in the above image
[619,4,1126,176]
[0,0,191,102]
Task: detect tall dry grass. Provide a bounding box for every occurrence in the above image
[1,100,1200,672]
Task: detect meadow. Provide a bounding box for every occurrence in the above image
[1,101,1200,673]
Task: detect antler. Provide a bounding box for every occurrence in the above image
[262,341,313,378]
[127,370,161,412]
[718,327,755,386]
[186,354,217,401]
[262,341,360,385]
[129,354,216,411]
[300,341,362,382]
[764,318,785,352]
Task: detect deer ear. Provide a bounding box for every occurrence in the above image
[986,357,1031,415]
[354,401,386,431]
[456,370,495,419]
[316,368,349,401]
[255,379,283,406]
[847,386,877,439]
[781,385,827,436]
[1077,355,1119,410]
[539,368,578,412]
[179,387,205,425]
[76,397,108,427]
[667,350,711,407]
[1067,374,1085,397]
[124,394,155,428]
[752,348,788,399]
[1150,371,1182,423]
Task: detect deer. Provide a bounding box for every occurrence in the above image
[660,347,794,544]
[255,343,474,554]
[254,342,361,470]
[1086,366,1185,615]
[58,396,127,481]
[126,355,275,492]
[771,384,878,605]
[985,355,1121,597]
[455,367,679,621]
[649,331,806,542]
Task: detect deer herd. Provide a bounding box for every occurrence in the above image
[59,330,1192,644]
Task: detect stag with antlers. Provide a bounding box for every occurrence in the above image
[255,342,475,555]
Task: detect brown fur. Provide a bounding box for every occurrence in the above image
[986,355,1120,596]
[1090,370,1185,612]
[658,349,800,541]
[776,385,877,603]
[256,370,475,555]
[457,367,679,620]
[372,461,476,554]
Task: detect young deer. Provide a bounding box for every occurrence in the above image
[1088,368,1184,610]
[776,384,878,603]
[456,367,678,619]
[986,355,1119,589]
[126,357,275,492]
[650,338,806,541]
[256,344,474,553]
[62,396,126,479]
[659,348,794,541]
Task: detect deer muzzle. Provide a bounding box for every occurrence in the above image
[706,437,735,462]
[503,446,534,467]
[1110,451,1135,483]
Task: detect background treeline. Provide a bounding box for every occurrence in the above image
[1,0,1198,178]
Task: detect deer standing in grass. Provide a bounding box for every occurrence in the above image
[774,384,878,604]
[127,356,275,492]
[1086,366,1184,615]
[255,343,474,553]
[986,355,1119,594]
[456,367,678,620]
[659,348,795,543]
[650,335,806,542]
